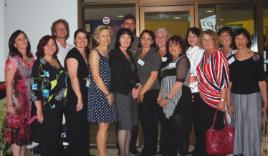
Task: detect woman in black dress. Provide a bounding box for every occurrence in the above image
[65,29,89,156]
[31,35,67,156]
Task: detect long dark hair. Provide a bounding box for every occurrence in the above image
[114,28,134,50]
[139,29,157,48]
[36,35,58,58]
[8,30,32,58]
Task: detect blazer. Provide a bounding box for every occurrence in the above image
[109,48,139,95]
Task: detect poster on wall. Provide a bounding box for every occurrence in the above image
[200,15,216,31]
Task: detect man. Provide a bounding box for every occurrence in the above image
[51,19,73,66]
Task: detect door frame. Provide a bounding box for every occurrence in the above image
[139,5,195,34]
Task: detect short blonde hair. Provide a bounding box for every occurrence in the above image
[93,25,112,45]
[200,29,220,49]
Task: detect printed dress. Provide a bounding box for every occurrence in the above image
[87,50,118,123]
[4,55,34,145]
[31,57,67,144]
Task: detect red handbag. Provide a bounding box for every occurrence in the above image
[206,111,235,155]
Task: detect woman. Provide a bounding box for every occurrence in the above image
[218,26,236,58]
[88,25,118,156]
[227,28,267,156]
[110,28,139,156]
[65,29,89,156]
[136,29,161,156]
[5,30,34,156]
[31,35,67,156]
[157,35,192,156]
[185,27,204,156]
[196,29,229,156]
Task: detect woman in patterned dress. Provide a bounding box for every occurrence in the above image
[31,35,67,156]
[5,30,34,156]
[88,25,118,156]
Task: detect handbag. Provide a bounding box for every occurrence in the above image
[206,111,235,155]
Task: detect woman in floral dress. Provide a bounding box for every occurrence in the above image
[5,30,34,156]
[31,35,67,156]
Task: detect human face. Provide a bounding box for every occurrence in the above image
[14,33,28,51]
[202,34,215,52]
[119,34,131,49]
[220,32,232,48]
[155,32,168,48]
[98,29,111,47]
[235,34,248,50]
[169,42,182,59]
[44,38,57,57]
[140,32,153,49]
[75,32,88,49]
[122,19,136,33]
[54,22,68,39]
[187,31,199,47]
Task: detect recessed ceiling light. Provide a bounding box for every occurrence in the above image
[117,15,124,18]
[174,16,181,20]
[206,10,214,13]
[219,18,224,21]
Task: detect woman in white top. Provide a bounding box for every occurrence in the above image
[185,27,204,156]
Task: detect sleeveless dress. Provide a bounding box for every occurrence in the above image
[4,55,34,145]
[87,50,118,123]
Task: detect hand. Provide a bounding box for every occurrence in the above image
[131,88,139,99]
[138,93,144,103]
[107,93,114,105]
[36,109,44,123]
[217,101,225,112]
[76,98,83,112]
[262,103,268,113]
[6,105,15,116]
[226,103,234,116]
[158,98,168,107]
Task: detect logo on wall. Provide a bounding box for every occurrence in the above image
[200,15,216,31]
[102,16,110,25]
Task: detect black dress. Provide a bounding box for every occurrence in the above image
[65,47,89,156]
[31,57,67,156]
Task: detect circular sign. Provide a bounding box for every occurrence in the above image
[102,16,110,25]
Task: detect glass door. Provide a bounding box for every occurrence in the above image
[140,6,194,37]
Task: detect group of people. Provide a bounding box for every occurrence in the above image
[4,13,267,156]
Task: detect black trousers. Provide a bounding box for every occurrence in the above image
[192,94,224,156]
[160,86,192,156]
[139,90,159,156]
[65,102,89,156]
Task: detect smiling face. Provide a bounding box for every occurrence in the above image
[119,33,131,49]
[140,32,153,49]
[235,34,248,50]
[202,34,216,52]
[122,19,136,33]
[54,22,68,39]
[75,32,88,49]
[169,42,182,58]
[98,29,111,47]
[220,31,232,48]
[14,33,28,52]
[187,31,199,47]
[44,38,57,57]
[155,31,168,48]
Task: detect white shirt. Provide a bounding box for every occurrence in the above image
[186,46,204,93]
[56,40,74,67]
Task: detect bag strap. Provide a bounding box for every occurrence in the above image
[211,110,229,128]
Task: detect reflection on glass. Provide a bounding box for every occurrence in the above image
[144,11,190,37]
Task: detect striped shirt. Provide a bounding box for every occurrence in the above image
[196,50,229,108]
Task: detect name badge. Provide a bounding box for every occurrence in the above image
[228,56,235,65]
[137,59,145,66]
[162,57,167,62]
[168,62,176,68]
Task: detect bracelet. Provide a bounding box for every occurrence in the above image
[135,83,142,87]
[220,98,225,102]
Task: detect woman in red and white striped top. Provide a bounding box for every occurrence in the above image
[195,29,229,156]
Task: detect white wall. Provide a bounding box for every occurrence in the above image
[0,0,5,81]
[1,0,78,81]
